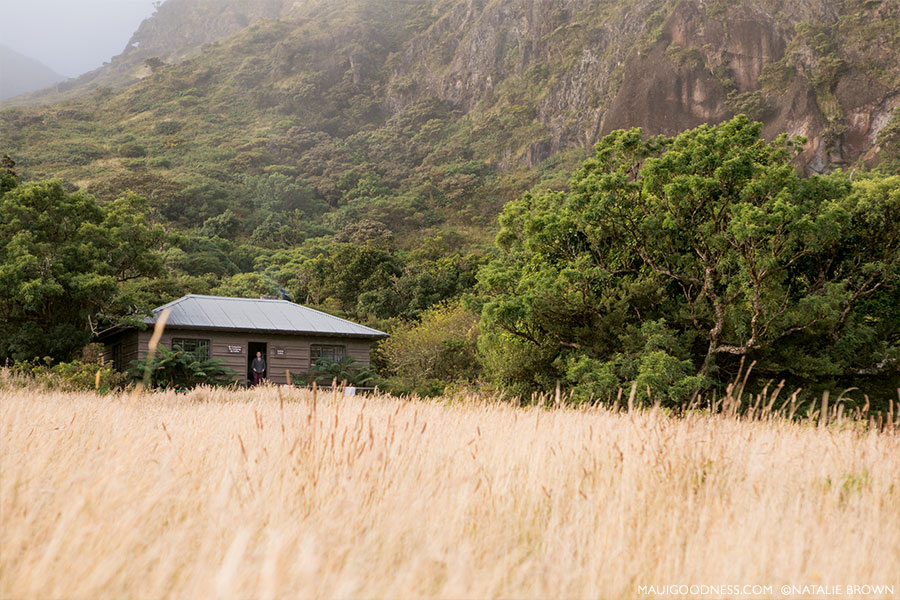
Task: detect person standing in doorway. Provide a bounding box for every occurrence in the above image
[251,351,266,385]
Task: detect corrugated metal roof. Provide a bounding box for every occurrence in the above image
[144,295,387,338]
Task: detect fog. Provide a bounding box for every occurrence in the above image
[0,0,157,78]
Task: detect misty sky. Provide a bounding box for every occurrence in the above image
[0,0,157,78]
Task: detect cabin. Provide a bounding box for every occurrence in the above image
[96,295,388,385]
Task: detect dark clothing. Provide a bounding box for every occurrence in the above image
[251,356,266,385]
[252,357,266,374]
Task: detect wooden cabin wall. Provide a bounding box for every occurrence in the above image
[100,331,140,371]
[130,329,375,385]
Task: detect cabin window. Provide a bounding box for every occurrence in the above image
[310,344,345,362]
[172,338,210,360]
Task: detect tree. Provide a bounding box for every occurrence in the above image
[378,300,481,394]
[0,154,17,196]
[0,181,166,362]
[109,275,213,328]
[477,116,900,403]
[211,272,280,298]
[201,209,241,239]
[242,173,325,220]
[292,243,402,319]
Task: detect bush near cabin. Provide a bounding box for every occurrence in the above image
[129,346,237,389]
[296,357,381,388]
[378,300,482,396]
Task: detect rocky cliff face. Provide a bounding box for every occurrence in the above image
[386,0,899,172]
[601,0,900,172]
[389,0,665,161]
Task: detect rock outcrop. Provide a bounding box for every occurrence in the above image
[386,0,899,171]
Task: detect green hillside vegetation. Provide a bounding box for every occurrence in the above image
[3,116,897,404]
[1,0,898,403]
[7,1,896,242]
[1,2,585,348]
[2,8,554,237]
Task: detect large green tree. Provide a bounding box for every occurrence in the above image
[477,116,900,402]
[0,180,167,362]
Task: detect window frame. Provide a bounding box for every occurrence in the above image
[310,344,346,363]
[171,338,211,361]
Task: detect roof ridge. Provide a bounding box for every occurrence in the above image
[149,295,387,336]
[184,294,289,303]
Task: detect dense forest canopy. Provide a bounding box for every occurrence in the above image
[477,116,899,402]
[2,116,897,401]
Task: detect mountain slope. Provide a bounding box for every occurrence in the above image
[0,45,66,101]
[2,0,898,244]
[4,0,295,107]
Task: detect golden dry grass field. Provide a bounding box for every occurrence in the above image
[1,386,899,599]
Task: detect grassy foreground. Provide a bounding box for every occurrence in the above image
[1,387,899,599]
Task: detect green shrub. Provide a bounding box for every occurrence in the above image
[154,120,183,135]
[296,357,380,387]
[379,301,481,391]
[148,157,173,169]
[119,143,147,158]
[665,43,705,70]
[759,59,795,92]
[10,359,129,393]
[726,93,773,121]
[129,346,237,389]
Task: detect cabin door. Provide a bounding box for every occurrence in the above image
[247,342,268,384]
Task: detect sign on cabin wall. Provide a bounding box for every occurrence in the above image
[227,345,243,354]
[275,347,285,356]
